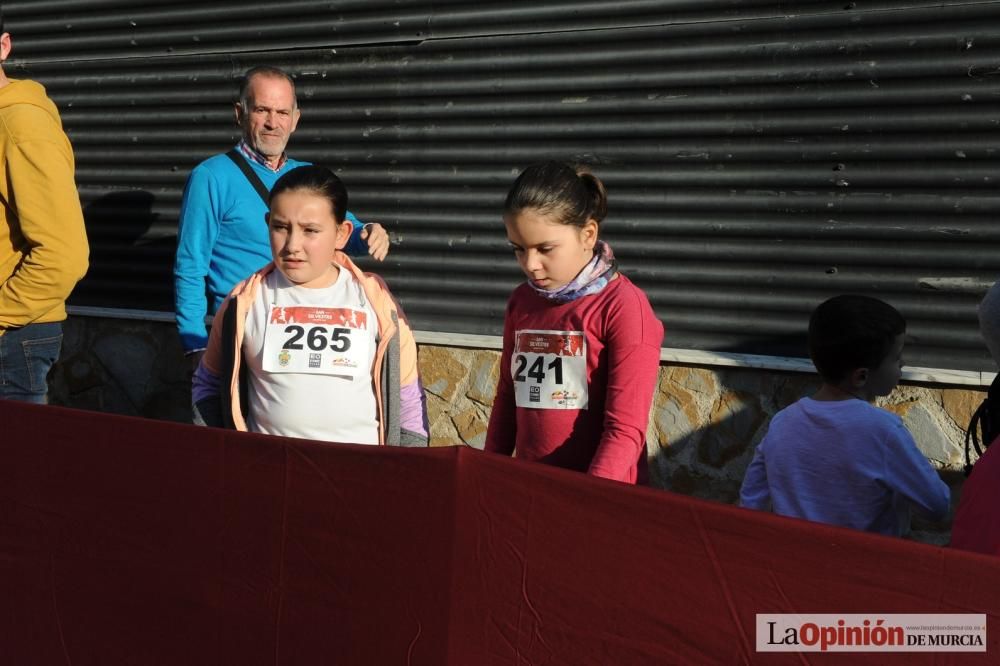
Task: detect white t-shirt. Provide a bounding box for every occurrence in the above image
[242,267,379,444]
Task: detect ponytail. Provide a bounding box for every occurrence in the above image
[576,168,608,225]
[505,161,608,228]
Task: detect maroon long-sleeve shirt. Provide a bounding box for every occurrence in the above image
[485,275,664,483]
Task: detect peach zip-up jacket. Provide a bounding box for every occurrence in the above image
[194,253,427,446]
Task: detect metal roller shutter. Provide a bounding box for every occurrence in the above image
[7,0,1000,370]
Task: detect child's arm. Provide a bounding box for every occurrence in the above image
[883,424,950,520]
[192,364,222,427]
[588,288,663,482]
[739,443,771,510]
[485,304,517,455]
[394,307,429,446]
[398,379,428,446]
[191,298,231,428]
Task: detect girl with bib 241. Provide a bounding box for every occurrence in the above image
[485,162,663,483]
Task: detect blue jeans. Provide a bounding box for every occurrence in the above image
[0,322,63,404]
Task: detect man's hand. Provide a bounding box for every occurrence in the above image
[360,223,390,262]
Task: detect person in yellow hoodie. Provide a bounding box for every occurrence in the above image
[0,12,89,403]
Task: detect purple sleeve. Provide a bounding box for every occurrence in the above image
[400,378,428,438]
[192,362,221,405]
[739,442,772,510]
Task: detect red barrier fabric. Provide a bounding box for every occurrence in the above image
[1,402,456,665]
[1,401,998,665]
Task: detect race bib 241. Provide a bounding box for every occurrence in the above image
[512,329,588,410]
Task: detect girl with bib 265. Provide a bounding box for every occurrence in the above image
[485,162,663,483]
[192,165,427,447]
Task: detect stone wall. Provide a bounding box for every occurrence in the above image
[52,315,982,544]
[418,343,979,544]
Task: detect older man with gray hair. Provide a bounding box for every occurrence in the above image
[174,65,388,366]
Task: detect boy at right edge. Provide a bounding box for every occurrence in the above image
[740,295,949,537]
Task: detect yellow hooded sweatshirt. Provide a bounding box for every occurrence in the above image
[0,79,88,334]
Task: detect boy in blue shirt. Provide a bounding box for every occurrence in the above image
[740,295,950,536]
